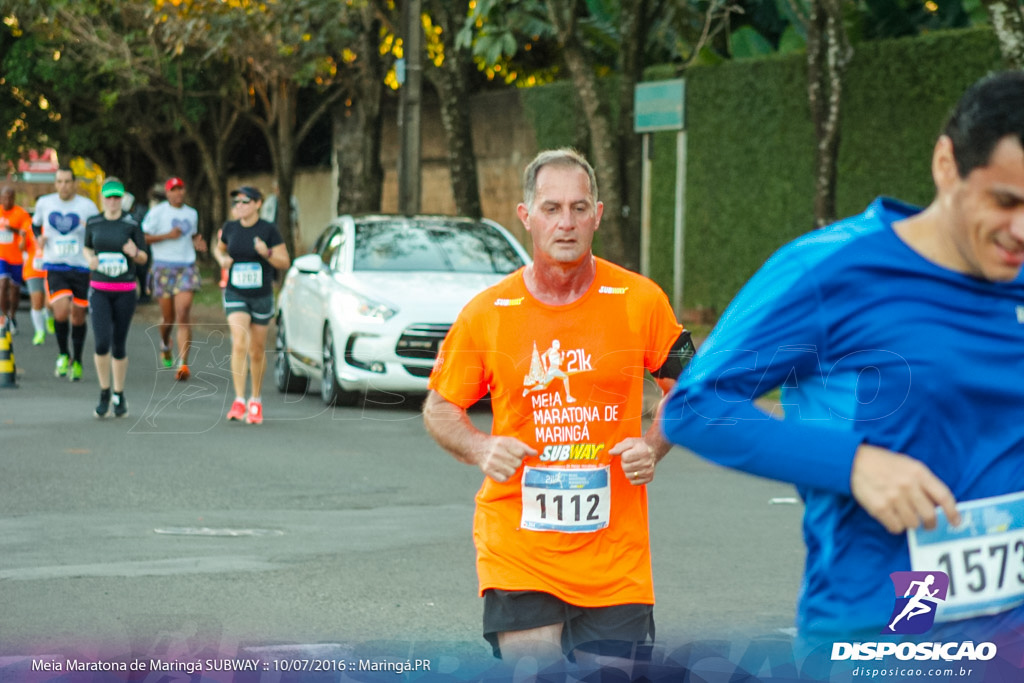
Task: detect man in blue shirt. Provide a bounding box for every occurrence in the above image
[661,71,1024,643]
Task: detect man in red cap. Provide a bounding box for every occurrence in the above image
[142,177,207,380]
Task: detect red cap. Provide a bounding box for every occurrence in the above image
[165,177,185,192]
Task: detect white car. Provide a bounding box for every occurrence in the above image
[275,214,531,405]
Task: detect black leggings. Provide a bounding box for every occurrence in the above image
[89,288,137,359]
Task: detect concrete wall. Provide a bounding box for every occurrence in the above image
[231,88,538,255]
[379,89,538,249]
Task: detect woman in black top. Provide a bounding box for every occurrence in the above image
[83,178,148,418]
[213,185,290,425]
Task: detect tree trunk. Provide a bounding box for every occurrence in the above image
[246,66,348,255]
[268,76,299,255]
[332,97,384,216]
[616,0,647,270]
[982,0,1024,69]
[806,0,852,228]
[426,0,482,219]
[180,97,241,245]
[434,72,482,218]
[546,0,630,268]
[334,6,385,216]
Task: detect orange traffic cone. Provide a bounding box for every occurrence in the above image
[0,317,17,389]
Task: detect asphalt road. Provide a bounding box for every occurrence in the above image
[0,301,806,675]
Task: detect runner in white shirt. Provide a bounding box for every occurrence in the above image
[32,167,99,381]
[142,177,207,381]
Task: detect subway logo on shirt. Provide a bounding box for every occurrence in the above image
[539,443,605,462]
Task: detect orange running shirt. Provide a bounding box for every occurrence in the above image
[0,204,31,265]
[429,258,683,607]
[20,229,45,280]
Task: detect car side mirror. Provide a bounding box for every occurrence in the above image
[294,253,325,274]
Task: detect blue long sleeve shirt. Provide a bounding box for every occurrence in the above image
[661,197,1024,636]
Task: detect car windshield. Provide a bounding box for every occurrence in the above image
[353,219,525,274]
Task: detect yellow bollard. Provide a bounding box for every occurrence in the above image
[0,318,17,389]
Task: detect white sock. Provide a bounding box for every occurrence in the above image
[31,308,46,333]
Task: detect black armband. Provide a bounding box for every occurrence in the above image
[652,330,695,380]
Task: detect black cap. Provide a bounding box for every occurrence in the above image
[230,185,263,202]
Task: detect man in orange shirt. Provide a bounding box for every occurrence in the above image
[423,149,692,672]
[0,186,32,333]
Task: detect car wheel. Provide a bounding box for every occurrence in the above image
[274,318,308,394]
[321,326,360,407]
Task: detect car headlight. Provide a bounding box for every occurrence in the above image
[353,293,397,322]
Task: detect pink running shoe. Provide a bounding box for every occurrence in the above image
[226,399,247,421]
[245,399,263,425]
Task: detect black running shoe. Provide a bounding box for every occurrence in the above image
[95,389,111,418]
[113,391,128,418]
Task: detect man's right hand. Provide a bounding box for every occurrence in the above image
[422,391,536,482]
[850,444,960,534]
[476,436,536,483]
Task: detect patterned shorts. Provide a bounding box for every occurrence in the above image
[150,263,201,298]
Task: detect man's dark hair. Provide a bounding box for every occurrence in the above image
[57,166,76,181]
[943,71,1024,178]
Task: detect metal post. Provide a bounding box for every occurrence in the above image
[397,0,423,216]
[640,133,652,278]
[674,130,687,315]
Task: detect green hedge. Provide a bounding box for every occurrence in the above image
[682,53,816,313]
[837,28,1002,216]
[519,27,1004,316]
[520,81,586,151]
[683,27,1002,314]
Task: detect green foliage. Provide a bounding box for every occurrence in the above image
[519,81,583,150]
[458,0,695,86]
[646,129,684,294]
[518,72,621,152]
[516,27,1003,314]
[679,26,1002,314]
[149,0,359,89]
[961,0,989,24]
[0,31,53,161]
[729,25,776,59]
[728,0,981,58]
[578,0,621,64]
[774,0,809,38]
[0,7,130,165]
[681,53,816,312]
[858,0,973,39]
[836,27,1002,216]
[455,0,562,85]
[777,24,807,54]
[458,0,552,58]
